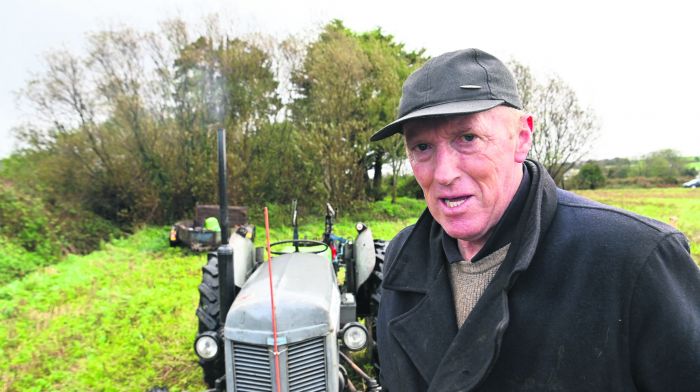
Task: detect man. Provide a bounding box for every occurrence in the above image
[372,48,700,391]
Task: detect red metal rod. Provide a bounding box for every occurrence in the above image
[264,207,282,392]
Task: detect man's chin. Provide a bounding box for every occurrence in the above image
[429,207,484,239]
[440,224,483,242]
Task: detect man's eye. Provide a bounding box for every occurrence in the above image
[462,134,475,142]
[415,143,429,151]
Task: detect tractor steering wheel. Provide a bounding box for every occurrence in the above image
[269,239,329,255]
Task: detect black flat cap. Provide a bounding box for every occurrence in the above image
[371,48,522,141]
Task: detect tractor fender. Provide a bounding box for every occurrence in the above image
[231,233,255,288]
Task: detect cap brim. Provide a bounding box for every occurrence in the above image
[370,99,505,141]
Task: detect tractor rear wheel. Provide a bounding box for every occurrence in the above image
[195,253,225,388]
[356,240,387,374]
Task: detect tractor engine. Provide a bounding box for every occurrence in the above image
[223,252,343,392]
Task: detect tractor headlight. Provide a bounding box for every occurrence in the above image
[194,331,220,361]
[341,322,368,351]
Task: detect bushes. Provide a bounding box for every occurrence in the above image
[571,162,606,190]
[52,206,121,255]
[0,181,120,284]
[0,235,46,285]
[395,175,424,199]
[0,183,62,260]
[605,176,680,188]
[0,184,62,284]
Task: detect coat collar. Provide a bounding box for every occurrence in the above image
[383,160,559,390]
[382,208,446,294]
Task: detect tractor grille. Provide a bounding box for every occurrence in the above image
[288,337,327,391]
[232,343,272,391]
[232,337,327,392]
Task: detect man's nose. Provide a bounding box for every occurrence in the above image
[433,146,461,186]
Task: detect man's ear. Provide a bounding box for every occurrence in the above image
[514,114,534,163]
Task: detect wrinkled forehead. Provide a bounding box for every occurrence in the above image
[402,107,514,140]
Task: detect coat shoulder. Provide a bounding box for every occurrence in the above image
[555,189,682,239]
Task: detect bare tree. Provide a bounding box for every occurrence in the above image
[18,49,113,177]
[510,61,599,186]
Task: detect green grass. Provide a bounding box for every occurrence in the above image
[574,187,700,264]
[686,161,700,171]
[0,227,204,391]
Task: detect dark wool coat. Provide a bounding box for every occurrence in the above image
[377,160,700,391]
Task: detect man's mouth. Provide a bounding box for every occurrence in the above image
[442,196,469,208]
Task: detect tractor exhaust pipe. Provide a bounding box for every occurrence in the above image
[217,128,230,245]
[216,128,235,324]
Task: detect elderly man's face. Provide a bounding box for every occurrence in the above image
[403,106,533,251]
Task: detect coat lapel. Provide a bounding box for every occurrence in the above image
[390,265,457,383]
[383,210,459,384]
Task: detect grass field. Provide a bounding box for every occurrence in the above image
[686,161,700,171]
[0,228,204,391]
[1,190,698,390]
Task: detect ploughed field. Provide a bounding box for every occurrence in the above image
[0,190,697,390]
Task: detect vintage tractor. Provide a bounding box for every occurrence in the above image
[193,129,386,391]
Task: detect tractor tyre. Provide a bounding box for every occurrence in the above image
[195,252,225,388]
[358,239,387,374]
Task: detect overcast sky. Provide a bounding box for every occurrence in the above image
[1,0,698,160]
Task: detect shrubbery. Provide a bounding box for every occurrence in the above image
[0,183,61,259]
[571,162,606,190]
[605,176,682,188]
[0,178,120,284]
[0,235,45,285]
[395,175,424,199]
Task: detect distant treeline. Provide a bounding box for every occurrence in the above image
[568,149,699,190]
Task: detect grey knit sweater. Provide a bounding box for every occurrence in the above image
[448,244,510,327]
